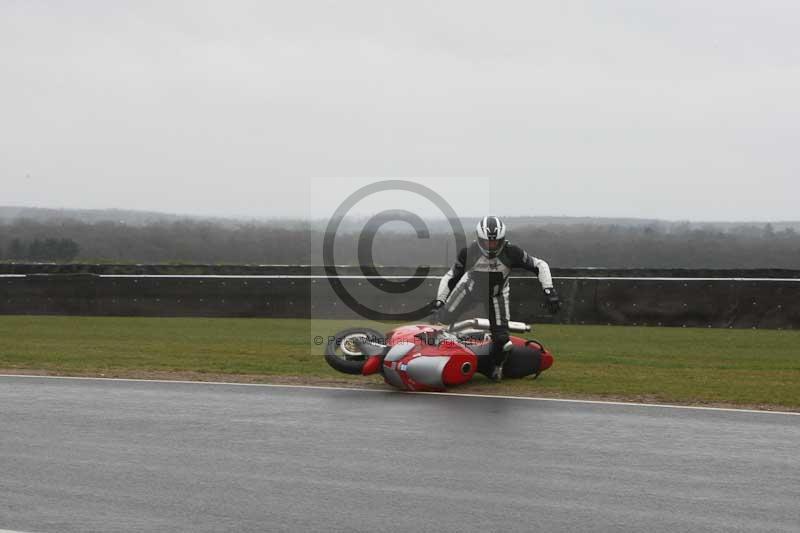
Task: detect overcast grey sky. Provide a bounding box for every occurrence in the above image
[1,1,798,221]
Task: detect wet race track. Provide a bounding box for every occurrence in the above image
[1,376,798,532]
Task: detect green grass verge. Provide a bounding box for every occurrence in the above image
[1,316,798,408]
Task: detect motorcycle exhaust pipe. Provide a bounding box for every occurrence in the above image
[450,319,531,333]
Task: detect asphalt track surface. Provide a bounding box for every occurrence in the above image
[1,376,798,533]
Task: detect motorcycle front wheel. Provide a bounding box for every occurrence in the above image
[324,327,385,375]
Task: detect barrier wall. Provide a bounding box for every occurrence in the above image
[2,265,799,328]
[2,263,800,279]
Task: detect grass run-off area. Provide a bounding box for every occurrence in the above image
[1,316,799,409]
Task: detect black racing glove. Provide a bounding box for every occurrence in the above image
[429,299,446,323]
[543,287,561,314]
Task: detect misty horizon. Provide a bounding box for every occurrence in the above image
[2,204,800,227]
[3,4,799,222]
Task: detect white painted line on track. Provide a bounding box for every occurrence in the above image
[1,374,798,417]
[0,529,38,533]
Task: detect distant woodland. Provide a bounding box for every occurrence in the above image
[1,208,799,268]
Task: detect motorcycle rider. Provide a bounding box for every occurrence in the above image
[433,216,561,381]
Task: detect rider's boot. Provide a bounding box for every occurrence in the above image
[490,341,513,382]
[490,364,504,382]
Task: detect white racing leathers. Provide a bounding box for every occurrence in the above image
[437,241,554,365]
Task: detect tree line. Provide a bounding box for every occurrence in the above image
[1,217,799,268]
[4,237,80,262]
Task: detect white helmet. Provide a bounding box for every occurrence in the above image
[476,216,507,258]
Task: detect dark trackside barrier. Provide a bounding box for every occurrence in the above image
[0,265,799,329]
[2,263,800,279]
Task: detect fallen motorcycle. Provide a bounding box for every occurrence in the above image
[324,318,554,392]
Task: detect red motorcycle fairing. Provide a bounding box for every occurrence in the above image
[379,340,477,392]
[385,324,444,345]
[357,323,553,391]
[510,337,554,373]
[362,354,384,375]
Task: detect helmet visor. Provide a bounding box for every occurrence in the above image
[478,237,505,253]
